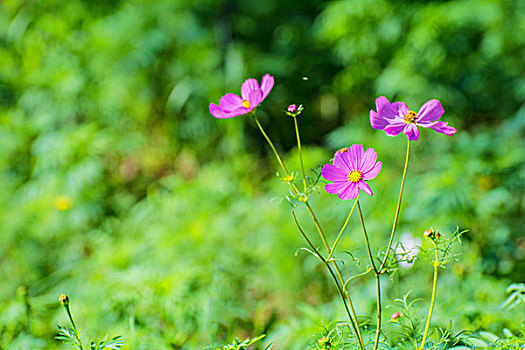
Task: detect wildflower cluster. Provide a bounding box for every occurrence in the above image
[210,74,461,349]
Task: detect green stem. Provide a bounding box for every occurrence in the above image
[379,139,411,272]
[253,115,290,177]
[305,202,366,350]
[357,201,381,350]
[357,201,377,273]
[419,241,439,350]
[64,304,83,350]
[374,273,382,350]
[293,116,307,192]
[253,114,302,197]
[292,212,362,348]
[327,196,359,261]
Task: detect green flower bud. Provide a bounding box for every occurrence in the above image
[58,294,69,306]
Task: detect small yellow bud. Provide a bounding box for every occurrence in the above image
[423,228,435,238]
[282,174,294,182]
[58,294,69,306]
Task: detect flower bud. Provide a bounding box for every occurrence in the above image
[318,336,330,346]
[58,294,69,306]
[285,104,303,117]
[391,312,401,321]
[423,228,435,238]
[435,232,441,239]
[282,174,294,182]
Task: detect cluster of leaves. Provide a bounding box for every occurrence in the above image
[307,322,525,350]
[451,325,525,350]
[502,284,525,310]
[205,334,272,350]
[56,326,123,350]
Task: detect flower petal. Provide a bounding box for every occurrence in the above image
[357,181,373,196]
[210,103,238,119]
[260,74,274,100]
[416,99,444,122]
[370,110,390,130]
[384,122,406,137]
[370,96,397,130]
[426,121,457,136]
[375,96,395,117]
[360,148,377,173]
[322,164,348,182]
[241,78,259,100]
[363,161,381,180]
[334,151,352,172]
[347,144,364,170]
[219,93,243,111]
[339,182,359,201]
[249,88,263,108]
[325,181,350,195]
[403,123,420,141]
[393,101,409,116]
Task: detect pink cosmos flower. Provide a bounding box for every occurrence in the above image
[321,144,382,200]
[209,74,274,119]
[369,96,457,141]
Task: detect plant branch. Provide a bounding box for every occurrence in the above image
[419,240,439,349]
[379,139,411,272]
[327,196,359,261]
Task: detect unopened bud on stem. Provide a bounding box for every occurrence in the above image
[285,104,303,117]
[391,312,401,321]
[423,228,434,238]
[58,294,69,306]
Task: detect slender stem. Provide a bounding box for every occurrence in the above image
[357,201,382,350]
[379,139,411,272]
[327,196,359,261]
[253,115,302,197]
[65,305,78,334]
[293,116,307,192]
[291,212,361,347]
[419,241,439,350]
[304,202,331,251]
[253,115,290,177]
[64,304,83,350]
[374,273,382,350]
[305,202,366,350]
[357,201,377,273]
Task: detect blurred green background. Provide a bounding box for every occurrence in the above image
[0,0,524,348]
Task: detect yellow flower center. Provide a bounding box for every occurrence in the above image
[404,110,417,123]
[347,170,362,183]
[338,147,349,153]
[242,99,250,108]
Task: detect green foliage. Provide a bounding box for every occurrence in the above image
[90,336,124,350]
[207,334,272,350]
[56,325,83,349]
[502,284,525,310]
[0,0,523,348]
[450,324,525,349]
